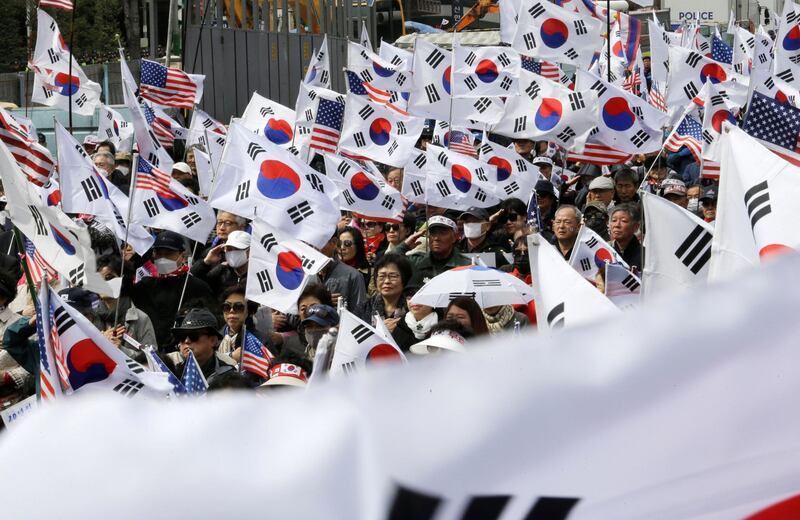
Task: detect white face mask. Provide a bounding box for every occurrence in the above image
[687,198,700,213]
[117,166,130,176]
[226,250,248,268]
[154,258,179,275]
[463,222,485,239]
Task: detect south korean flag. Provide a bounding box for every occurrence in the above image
[700,81,741,162]
[329,309,406,377]
[186,108,227,149]
[304,35,331,88]
[401,148,429,205]
[494,69,597,150]
[378,40,414,73]
[337,93,424,168]
[642,192,714,302]
[576,70,669,154]
[240,92,298,150]
[604,262,641,311]
[477,137,540,201]
[98,105,134,152]
[408,39,507,125]
[123,79,174,171]
[424,144,500,210]
[323,154,404,221]
[453,44,522,97]
[347,41,411,92]
[245,219,330,314]
[209,122,340,248]
[567,225,628,282]
[772,1,800,102]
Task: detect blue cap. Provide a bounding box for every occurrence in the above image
[302,304,339,328]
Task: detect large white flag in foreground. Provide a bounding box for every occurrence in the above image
[5,256,800,518]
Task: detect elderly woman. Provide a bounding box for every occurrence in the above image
[385,214,416,254]
[338,226,372,289]
[361,253,412,329]
[218,284,274,360]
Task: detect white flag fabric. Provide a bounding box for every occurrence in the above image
[378,40,413,73]
[721,125,800,258]
[130,157,215,243]
[452,44,521,97]
[0,106,54,189]
[359,20,372,49]
[597,20,629,86]
[511,0,603,69]
[527,233,620,331]
[119,49,139,105]
[347,42,410,93]
[568,224,628,282]
[322,154,404,220]
[304,35,331,88]
[210,122,339,248]
[11,254,800,518]
[54,122,154,255]
[400,148,428,205]
[423,144,500,210]
[476,138,540,201]
[337,93,423,168]
[123,79,174,172]
[98,105,134,152]
[772,1,800,100]
[604,262,641,310]
[641,191,714,301]
[329,309,406,377]
[732,25,755,75]
[700,81,741,162]
[576,70,669,154]
[0,140,117,296]
[245,219,330,314]
[493,69,597,149]
[407,39,506,125]
[708,124,760,282]
[498,0,518,44]
[186,108,227,149]
[240,92,298,149]
[648,20,681,86]
[45,284,171,399]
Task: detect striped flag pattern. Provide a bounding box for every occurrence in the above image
[448,130,478,158]
[135,157,173,192]
[567,142,633,165]
[139,60,201,109]
[18,239,57,287]
[142,102,183,148]
[39,0,73,11]
[240,330,275,379]
[309,97,344,154]
[664,115,704,163]
[0,108,54,187]
[34,290,59,400]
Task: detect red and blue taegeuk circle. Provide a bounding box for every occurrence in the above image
[602,97,636,132]
[369,118,392,146]
[264,118,294,145]
[257,160,301,199]
[488,156,513,182]
[699,63,727,85]
[66,338,117,390]
[783,25,800,51]
[442,65,452,95]
[540,18,569,49]
[366,344,403,362]
[276,251,305,289]
[711,110,736,132]
[350,172,380,201]
[451,164,473,193]
[54,73,80,96]
[50,225,76,255]
[475,59,499,83]
[535,98,563,131]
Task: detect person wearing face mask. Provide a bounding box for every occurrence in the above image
[686,183,703,216]
[127,231,216,353]
[191,230,251,295]
[456,207,510,268]
[501,234,537,325]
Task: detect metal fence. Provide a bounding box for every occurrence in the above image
[184,0,376,122]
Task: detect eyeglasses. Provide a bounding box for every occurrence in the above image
[222,302,246,313]
[376,272,401,282]
[385,224,401,232]
[216,220,237,228]
[180,330,209,343]
[338,240,354,248]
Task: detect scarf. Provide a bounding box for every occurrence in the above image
[483,305,515,334]
[157,264,190,279]
[365,233,386,255]
[404,310,438,339]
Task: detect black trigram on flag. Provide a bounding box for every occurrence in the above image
[353,132,366,147]
[475,188,487,203]
[473,279,502,287]
[568,93,585,111]
[181,212,202,228]
[389,55,403,67]
[125,358,146,375]
[497,53,511,67]
[343,190,356,205]
[47,49,60,64]
[557,127,576,143]
[474,98,491,113]
[143,198,160,218]
[763,76,775,90]
[396,121,407,135]
[436,179,451,197]
[351,323,373,343]
[686,52,703,67]
[68,264,85,285]
[564,48,579,61]
[260,233,278,252]
[683,82,699,100]
[503,181,520,196]
[630,130,651,148]
[790,54,800,65]
[426,49,445,69]
[306,173,326,193]
[413,153,427,169]
[75,94,88,108]
[525,81,541,100]
[300,255,316,270]
[465,77,478,91]
[113,379,144,398]
[776,69,795,83]
[381,195,395,210]
[247,142,265,161]
[580,258,591,271]
[386,483,580,520]
[260,106,275,117]
[235,180,250,202]
[547,302,565,329]
[474,167,488,182]
[358,104,375,120]
[515,159,528,172]
[522,32,536,50]
[359,69,374,84]
[743,180,771,230]
[29,205,47,235]
[202,118,214,129]
[146,152,160,167]
[425,84,441,103]
[256,269,273,292]
[410,180,424,197]
[589,80,607,97]
[788,9,800,23]
[622,274,640,292]
[53,306,76,336]
[81,176,103,202]
[674,225,712,275]
[41,86,53,99]
[527,2,545,17]
[288,201,313,224]
[465,51,477,67]
[387,141,399,156]
[702,129,714,144]
[341,361,357,375]
[337,160,351,177]
[437,151,449,166]
[574,19,587,35]
[631,106,643,120]
[586,237,599,248]
[500,77,513,91]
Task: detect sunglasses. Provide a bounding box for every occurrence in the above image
[338,240,354,248]
[222,302,246,313]
[180,330,210,343]
[363,221,380,228]
[385,224,401,232]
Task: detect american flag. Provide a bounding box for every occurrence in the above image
[145,347,187,394]
[345,70,407,116]
[526,190,543,231]
[447,130,478,158]
[0,109,54,187]
[521,55,562,82]
[309,97,344,154]
[142,102,178,148]
[742,91,800,166]
[664,115,704,162]
[181,350,208,393]
[711,35,734,64]
[623,70,642,96]
[34,294,59,400]
[135,157,173,192]
[649,82,668,113]
[240,330,274,379]
[140,60,199,109]
[567,142,633,165]
[701,160,721,179]
[18,239,57,287]
[39,0,73,10]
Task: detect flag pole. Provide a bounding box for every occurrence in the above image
[637,102,694,192]
[113,152,140,328]
[606,0,612,83]
[68,0,78,133]
[12,228,41,400]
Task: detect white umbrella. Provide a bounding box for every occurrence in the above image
[410,265,534,308]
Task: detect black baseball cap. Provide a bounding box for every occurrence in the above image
[59,287,95,313]
[459,207,490,221]
[172,308,223,338]
[153,231,185,252]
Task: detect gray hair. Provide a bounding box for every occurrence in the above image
[555,204,582,223]
[609,202,641,223]
[93,151,115,167]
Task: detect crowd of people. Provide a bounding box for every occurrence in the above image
[0,120,718,409]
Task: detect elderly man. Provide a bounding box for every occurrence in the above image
[613,168,640,205]
[403,215,471,286]
[551,205,581,260]
[172,162,194,182]
[700,184,718,223]
[93,151,130,194]
[661,179,689,208]
[533,156,562,190]
[587,176,615,207]
[167,308,236,384]
[609,203,642,271]
[191,230,251,295]
[457,207,510,267]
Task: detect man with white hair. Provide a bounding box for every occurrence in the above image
[93,150,130,194]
